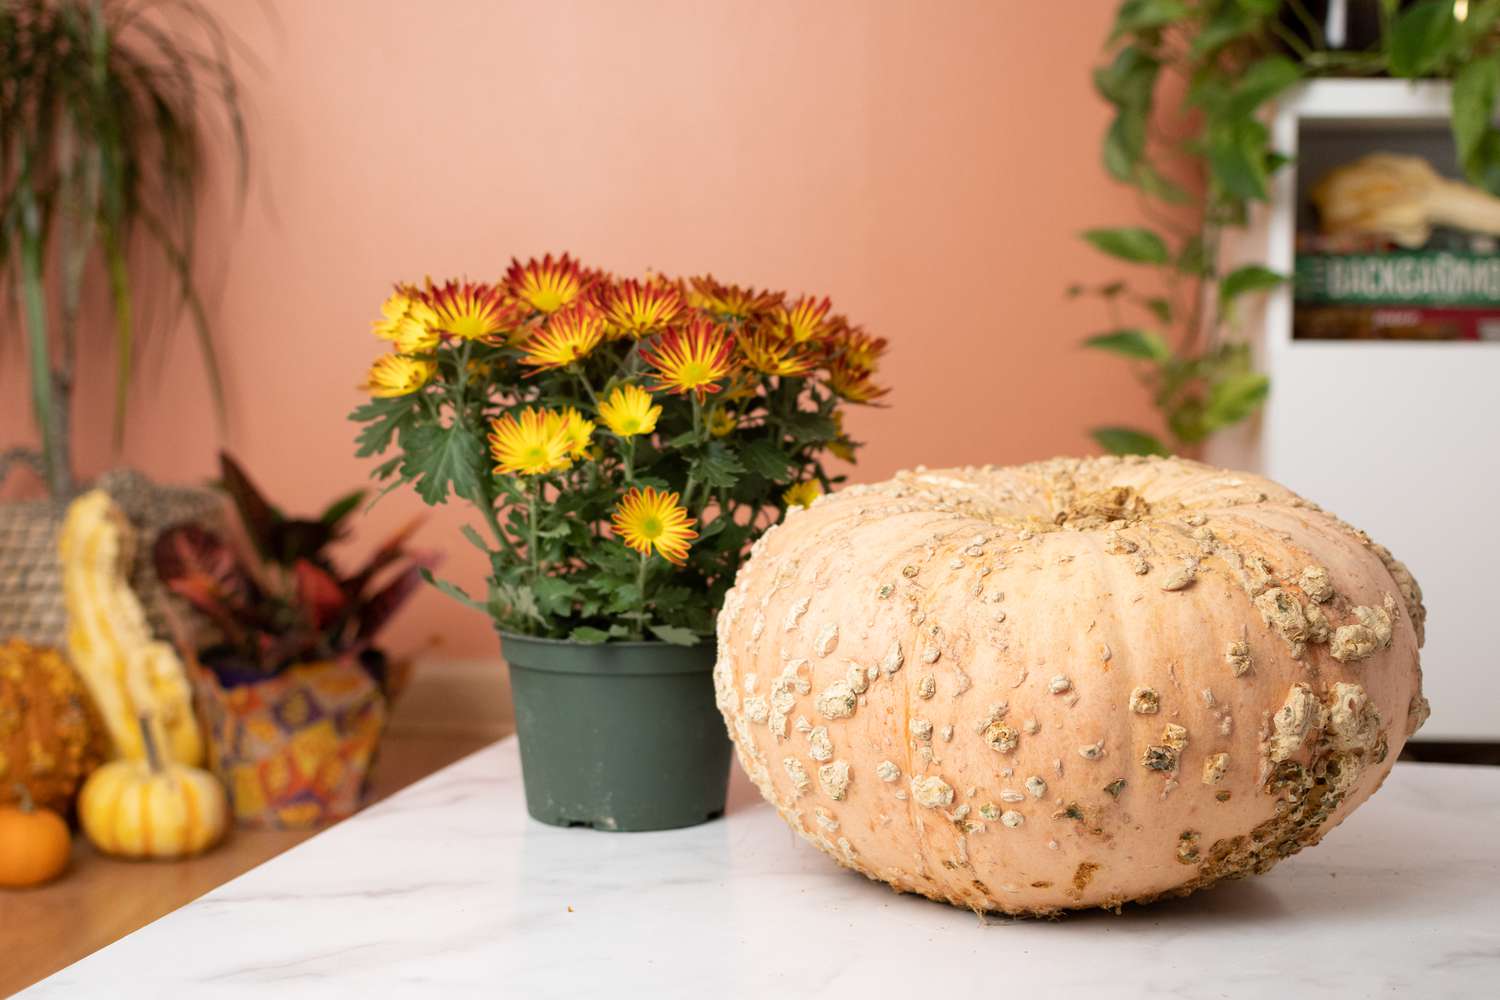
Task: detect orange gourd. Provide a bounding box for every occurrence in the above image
[0,639,108,814]
[716,457,1429,914]
[0,791,72,888]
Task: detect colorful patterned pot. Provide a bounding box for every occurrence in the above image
[193,661,386,828]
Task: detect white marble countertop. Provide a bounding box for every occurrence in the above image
[25,738,1500,999]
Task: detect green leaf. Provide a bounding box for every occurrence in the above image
[1227,57,1302,117]
[1082,227,1169,265]
[351,396,415,458]
[568,626,611,644]
[421,568,487,613]
[649,624,702,647]
[460,523,490,553]
[1204,372,1270,430]
[782,411,838,444]
[1207,118,1271,201]
[1219,265,1285,306]
[1091,426,1169,456]
[1083,329,1170,361]
[1144,297,1173,323]
[1453,55,1500,186]
[740,439,795,480]
[400,422,485,506]
[531,576,579,618]
[1190,3,1254,56]
[1093,46,1160,108]
[1388,0,1459,78]
[319,489,366,529]
[692,444,745,489]
[1103,112,1147,181]
[1110,0,1190,39]
[1176,235,1211,277]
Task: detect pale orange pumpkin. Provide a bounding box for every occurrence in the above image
[715,456,1429,914]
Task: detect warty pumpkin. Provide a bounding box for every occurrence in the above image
[78,715,227,860]
[60,490,203,765]
[715,456,1429,914]
[0,638,108,814]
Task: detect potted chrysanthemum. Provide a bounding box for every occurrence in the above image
[350,254,886,831]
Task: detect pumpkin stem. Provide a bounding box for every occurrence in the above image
[138,714,165,774]
[13,783,35,813]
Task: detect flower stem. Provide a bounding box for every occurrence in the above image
[622,436,636,483]
[527,478,540,583]
[631,549,654,640]
[455,340,472,422]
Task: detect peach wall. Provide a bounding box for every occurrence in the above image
[3,0,1163,659]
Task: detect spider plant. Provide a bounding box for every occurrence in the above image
[0,0,250,499]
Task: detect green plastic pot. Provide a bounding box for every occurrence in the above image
[501,632,732,832]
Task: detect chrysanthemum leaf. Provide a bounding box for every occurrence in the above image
[740,440,795,480]
[649,624,701,647]
[400,422,485,506]
[420,568,486,613]
[351,397,415,458]
[783,412,838,445]
[693,445,745,489]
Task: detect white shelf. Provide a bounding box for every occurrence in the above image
[1209,79,1500,741]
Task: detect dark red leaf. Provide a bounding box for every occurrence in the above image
[219,451,283,562]
[347,515,424,596]
[294,558,349,632]
[356,554,438,641]
[153,525,253,641]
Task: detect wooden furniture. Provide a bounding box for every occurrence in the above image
[1,658,512,998]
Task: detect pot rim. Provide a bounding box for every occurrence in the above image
[500,630,717,676]
[497,630,711,649]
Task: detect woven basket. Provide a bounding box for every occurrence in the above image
[0,468,225,647]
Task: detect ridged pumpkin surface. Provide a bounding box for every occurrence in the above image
[79,750,227,860]
[715,456,1429,914]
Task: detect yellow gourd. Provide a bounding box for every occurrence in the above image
[60,490,203,765]
[78,715,227,860]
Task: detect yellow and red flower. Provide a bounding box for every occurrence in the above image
[554,407,595,458]
[782,480,823,509]
[506,253,590,315]
[829,410,857,462]
[708,407,737,437]
[776,295,836,345]
[424,280,519,342]
[488,407,575,476]
[597,384,662,437]
[372,287,441,354]
[686,275,782,322]
[519,304,606,371]
[641,318,736,400]
[363,354,436,397]
[598,277,686,338]
[612,486,698,565]
[826,360,889,404]
[830,325,888,371]
[739,328,816,377]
